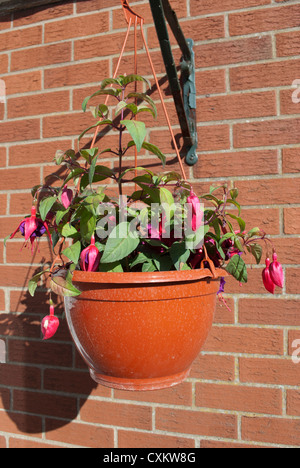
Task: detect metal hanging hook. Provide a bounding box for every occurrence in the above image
[121,0,144,24]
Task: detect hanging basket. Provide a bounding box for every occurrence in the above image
[64,267,224,391]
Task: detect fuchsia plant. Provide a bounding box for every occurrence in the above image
[5,74,283,339]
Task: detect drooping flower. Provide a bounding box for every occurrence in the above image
[187,191,203,232]
[217,277,226,295]
[269,251,284,289]
[61,185,73,209]
[10,206,52,252]
[41,305,59,340]
[262,258,275,294]
[80,235,101,272]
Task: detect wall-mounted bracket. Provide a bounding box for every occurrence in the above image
[149,0,198,166]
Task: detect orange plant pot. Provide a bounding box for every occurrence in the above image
[64,268,224,391]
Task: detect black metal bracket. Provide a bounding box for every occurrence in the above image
[149,0,198,166]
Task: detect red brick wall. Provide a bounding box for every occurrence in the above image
[0,0,300,448]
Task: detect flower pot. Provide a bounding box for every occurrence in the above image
[64,268,224,391]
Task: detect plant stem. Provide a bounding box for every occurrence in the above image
[118,87,126,197]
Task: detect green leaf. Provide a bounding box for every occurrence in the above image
[247,243,263,265]
[62,241,81,265]
[39,196,57,221]
[55,208,70,225]
[99,261,124,272]
[121,74,152,89]
[120,120,146,152]
[80,165,115,190]
[100,77,122,89]
[80,209,96,243]
[126,92,157,118]
[227,213,246,233]
[142,141,166,166]
[89,153,99,186]
[61,223,78,238]
[28,268,50,297]
[101,222,139,264]
[78,120,113,141]
[50,273,81,297]
[82,89,120,112]
[219,232,235,245]
[169,242,190,271]
[225,254,248,283]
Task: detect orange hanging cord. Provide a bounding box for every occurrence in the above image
[90,0,187,182]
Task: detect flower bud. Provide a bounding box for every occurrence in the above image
[187,191,203,232]
[262,258,275,294]
[269,252,284,288]
[61,185,73,209]
[41,305,59,340]
[80,235,101,272]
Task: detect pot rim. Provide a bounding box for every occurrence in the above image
[72,267,227,285]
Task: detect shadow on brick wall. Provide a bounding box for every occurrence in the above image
[0,263,97,435]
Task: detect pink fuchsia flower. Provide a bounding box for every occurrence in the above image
[10,206,52,252]
[262,258,275,294]
[41,305,59,340]
[269,252,284,288]
[187,191,203,232]
[80,235,101,272]
[61,185,73,209]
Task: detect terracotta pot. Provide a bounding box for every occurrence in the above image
[64,268,224,391]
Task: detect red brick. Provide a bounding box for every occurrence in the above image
[114,381,192,406]
[239,357,300,386]
[239,299,299,326]
[43,112,93,138]
[8,339,73,367]
[0,119,40,144]
[234,118,300,148]
[0,26,42,52]
[0,194,6,215]
[74,30,144,61]
[282,148,300,173]
[0,15,11,30]
[13,389,77,419]
[148,16,225,49]
[190,0,270,15]
[156,407,237,438]
[277,30,300,57]
[118,431,195,448]
[9,438,61,448]
[0,410,42,436]
[4,71,41,96]
[234,178,300,205]
[286,268,300,294]
[280,88,300,116]
[77,0,120,13]
[44,60,109,89]
[195,36,272,68]
[287,390,300,417]
[196,69,226,96]
[9,139,72,166]
[201,440,269,448]
[45,419,114,448]
[45,11,109,43]
[9,193,33,215]
[204,326,283,355]
[196,382,282,414]
[190,354,235,381]
[197,91,276,122]
[242,416,300,446]
[229,4,300,36]
[0,167,40,190]
[230,59,300,91]
[44,368,99,396]
[0,53,8,73]
[13,2,74,26]
[0,147,6,167]
[193,149,278,178]
[0,363,41,389]
[7,90,70,118]
[80,400,152,430]
[0,436,5,448]
[11,42,72,72]
[284,208,300,234]
[0,289,5,310]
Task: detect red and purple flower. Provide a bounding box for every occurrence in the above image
[41,304,59,340]
[262,252,283,294]
[10,206,52,252]
[80,235,101,272]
